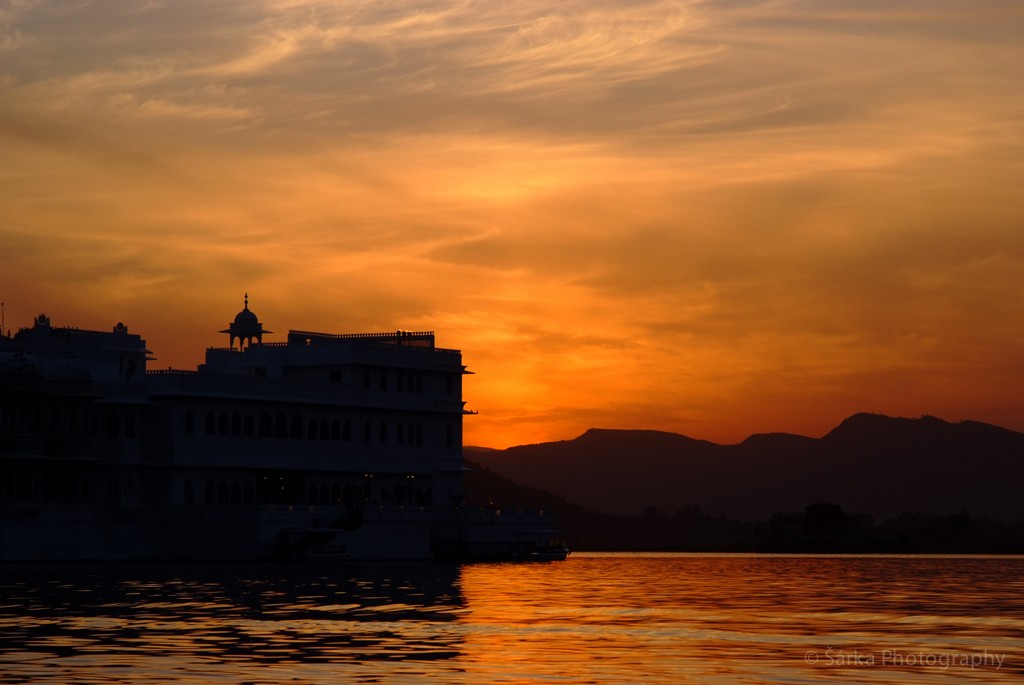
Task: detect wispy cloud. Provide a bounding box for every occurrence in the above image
[2,0,1023,444]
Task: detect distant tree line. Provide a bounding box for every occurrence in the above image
[464,463,1024,553]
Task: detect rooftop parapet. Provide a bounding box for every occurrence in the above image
[288,330,437,348]
[287,330,462,355]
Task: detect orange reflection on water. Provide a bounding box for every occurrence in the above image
[453,553,1024,684]
[1,555,1022,684]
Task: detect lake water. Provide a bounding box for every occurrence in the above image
[1,553,1022,684]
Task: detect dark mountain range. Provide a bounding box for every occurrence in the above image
[468,413,1024,522]
[462,460,759,551]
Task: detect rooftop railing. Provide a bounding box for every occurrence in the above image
[199,331,461,357]
[145,368,199,376]
[289,330,434,345]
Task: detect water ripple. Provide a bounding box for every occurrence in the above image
[1,555,1022,684]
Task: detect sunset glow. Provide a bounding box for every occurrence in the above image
[3,1,1023,447]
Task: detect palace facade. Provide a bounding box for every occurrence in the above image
[0,298,550,561]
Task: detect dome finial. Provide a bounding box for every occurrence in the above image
[221,294,270,350]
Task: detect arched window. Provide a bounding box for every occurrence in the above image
[308,418,318,440]
[259,413,272,437]
[320,419,329,440]
[364,422,372,443]
[218,480,229,504]
[124,413,137,439]
[397,423,405,444]
[320,483,330,504]
[331,420,341,441]
[231,415,241,436]
[275,413,287,438]
[290,414,303,439]
[244,415,254,436]
[205,412,216,435]
[343,421,352,442]
[205,480,216,505]
[184,479,194,504]
[231,481,241,504]
[308,484,318,504]
[380,422,387,444]
[106,413,120,439]
[243,482,254,504]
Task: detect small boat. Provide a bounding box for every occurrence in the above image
[273,527,349,562]
[524,542,571,561]
[304,543,349,562]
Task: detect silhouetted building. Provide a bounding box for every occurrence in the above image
[0,299,554,560]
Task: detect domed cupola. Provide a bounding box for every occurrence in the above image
[220,293,271,350]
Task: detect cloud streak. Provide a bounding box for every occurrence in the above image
[2,0,1023,445]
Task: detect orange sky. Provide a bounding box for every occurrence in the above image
[2,1,1023,448]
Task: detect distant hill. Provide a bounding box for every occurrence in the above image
[461,458,615,547]
[468,413,1024,521]
[462,458,759,551]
